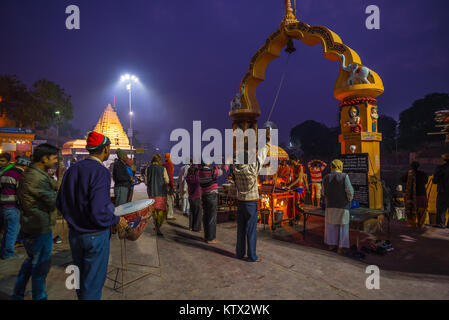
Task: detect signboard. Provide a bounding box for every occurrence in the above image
[16,143,31,152]
[32,140,47,146]
[1,143,16,152]
[136,148,145,154]
[0,127,34,134]
[127,128,133,137]
[340,153,369,208]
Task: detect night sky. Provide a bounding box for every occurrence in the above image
[1,0,449,152]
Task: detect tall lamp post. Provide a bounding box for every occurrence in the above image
[120,74,139,152]
[55,110,61,147]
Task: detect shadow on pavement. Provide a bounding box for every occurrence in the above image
[263,216,449,278]
[172,230,236,259]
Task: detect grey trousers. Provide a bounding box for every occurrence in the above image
[114,186,129,207]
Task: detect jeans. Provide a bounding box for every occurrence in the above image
[202,192,217,241]
[114,186,129,207]
[236,201,259,261]
[69,228,111,300]
[11,233,53,300]
[0,206,21,258]
[0,211,4,234]
[189,198,202,231]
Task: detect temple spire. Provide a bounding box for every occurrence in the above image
[281,0,298,26]
[93,104,131,149]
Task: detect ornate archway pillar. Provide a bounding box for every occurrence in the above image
[230,0,385,209]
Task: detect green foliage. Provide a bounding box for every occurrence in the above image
[289,120,339,159]
[0,74,74,129]
[398,93,449,151]
[59,122,82,138]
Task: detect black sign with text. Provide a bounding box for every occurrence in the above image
[340,153,369,207]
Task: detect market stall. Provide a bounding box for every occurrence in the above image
[257,144,298,230]
[259,184,296,231]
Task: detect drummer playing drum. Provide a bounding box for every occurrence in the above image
[57,131,128,300]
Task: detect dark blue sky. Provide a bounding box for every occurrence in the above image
[1,0,448,151]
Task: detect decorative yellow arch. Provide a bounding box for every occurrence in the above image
[230,1,384,120]
[230,1,385,209]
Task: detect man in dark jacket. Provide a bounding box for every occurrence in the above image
[57,131,124,300]
[112,148,131,206]
[11,144,59,300]
[433,154,449,228]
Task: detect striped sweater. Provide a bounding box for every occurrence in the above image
[198,165,228,194]
[0,166,24,207]
[308,160,327,183]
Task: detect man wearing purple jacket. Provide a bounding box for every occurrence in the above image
[186,164,202,232]
[56,131,124,300]
[199,161,228,244]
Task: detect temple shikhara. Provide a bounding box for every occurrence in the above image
[62,103,132,157]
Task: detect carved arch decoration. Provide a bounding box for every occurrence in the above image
[229,5,384,121]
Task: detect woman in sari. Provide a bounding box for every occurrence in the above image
[145,154,169,236]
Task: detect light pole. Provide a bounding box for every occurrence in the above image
[55,110,61,147]
[120,74,139,151]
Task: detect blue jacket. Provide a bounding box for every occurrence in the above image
[56,158,119,233]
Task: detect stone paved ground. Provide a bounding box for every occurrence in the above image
[1,184,448,300]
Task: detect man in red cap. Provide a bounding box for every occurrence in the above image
[56,131,125,300]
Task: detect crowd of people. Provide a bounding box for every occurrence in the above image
[398,155,449,229]
[0,129,448,300]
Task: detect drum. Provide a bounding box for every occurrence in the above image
[114,199,155,241]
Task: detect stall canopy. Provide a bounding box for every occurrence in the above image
[267,144,289,161]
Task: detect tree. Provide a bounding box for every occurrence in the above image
[0,74,74,129]
[398,93,449,151]
[0,75,30,126]
[289,120,339,159]
[378,115,397,154]
[59,122,82,139]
